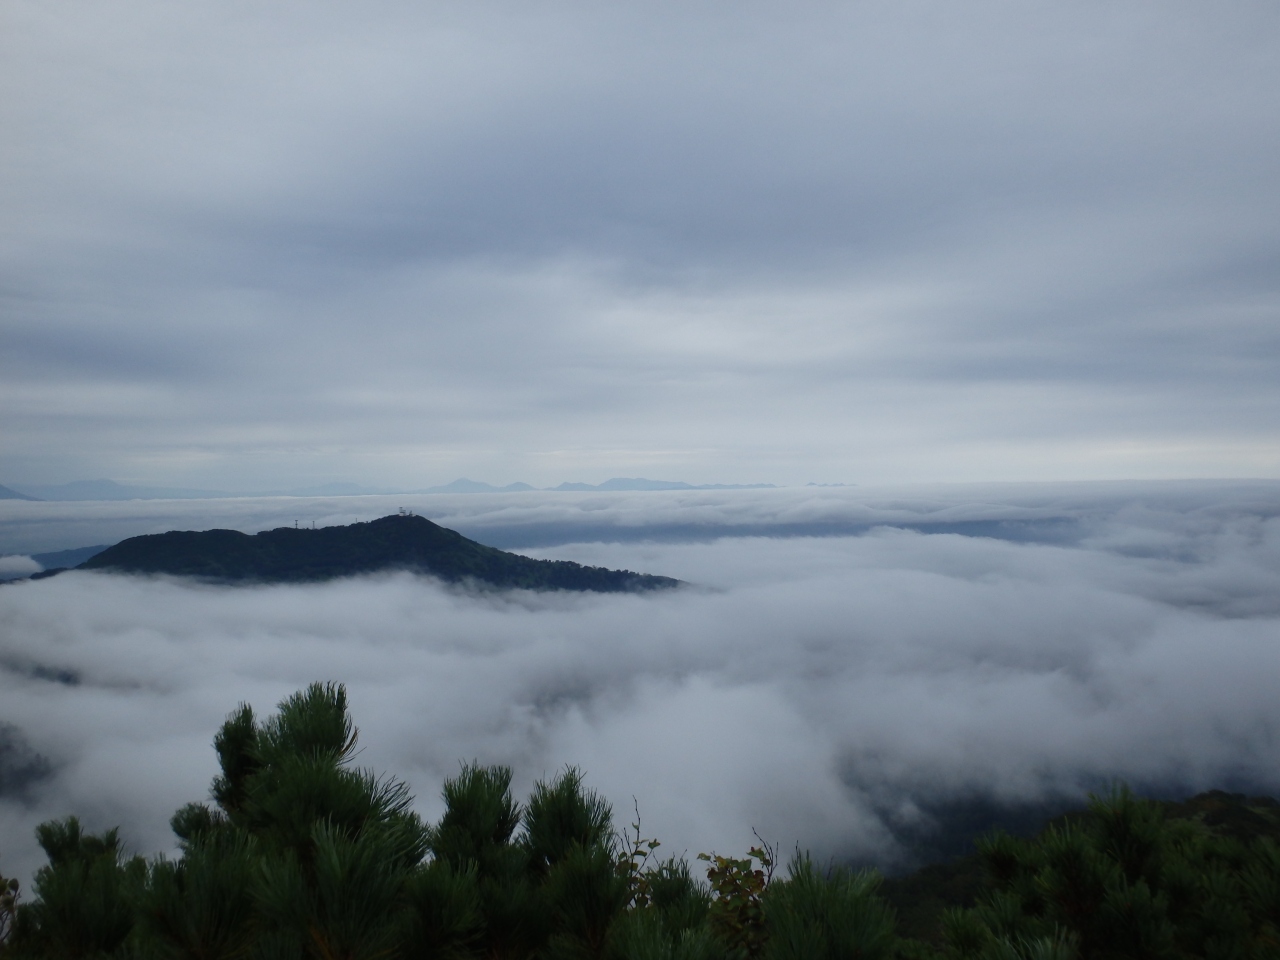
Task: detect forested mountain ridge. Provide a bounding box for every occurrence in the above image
[78,513,681,591]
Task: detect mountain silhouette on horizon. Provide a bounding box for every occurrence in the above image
[422,477,775,493]
[423,478,537,493]
[77,514,681,592]
[550,477,775,492]
[2,476,774,501]
[0,483,41,500]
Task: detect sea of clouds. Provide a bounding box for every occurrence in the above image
[2,481,1280,885]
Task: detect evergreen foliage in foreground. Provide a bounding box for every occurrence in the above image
[5,684,1280,959]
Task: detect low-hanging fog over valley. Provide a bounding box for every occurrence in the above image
[2,482,1278,886]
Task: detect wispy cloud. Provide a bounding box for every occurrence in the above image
[2,3,1278,487]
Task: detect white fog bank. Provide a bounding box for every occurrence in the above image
[1,482,1279,885]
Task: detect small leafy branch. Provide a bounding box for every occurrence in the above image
[615,798,662,907]
[698,832,776,959]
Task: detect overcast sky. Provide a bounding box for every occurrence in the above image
[3,1,1279,489]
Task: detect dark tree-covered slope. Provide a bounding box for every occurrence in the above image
[880,789,1280,947]
[79,514,681,592]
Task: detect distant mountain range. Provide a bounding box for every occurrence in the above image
[7,479,230,501]
[71,514,681,592]
[434,478,775,493]
[4,479,394,501]
[425,479,537,493]
[31,545,113,568]
[549,478,775,492]
[1,477,776,500]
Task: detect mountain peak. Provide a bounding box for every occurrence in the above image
[0,483,41,501]
[79,514,681,592]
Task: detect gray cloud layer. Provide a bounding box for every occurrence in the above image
[1,479,1276,554]
[3,2,1279,487]
[2,483,1279,886]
